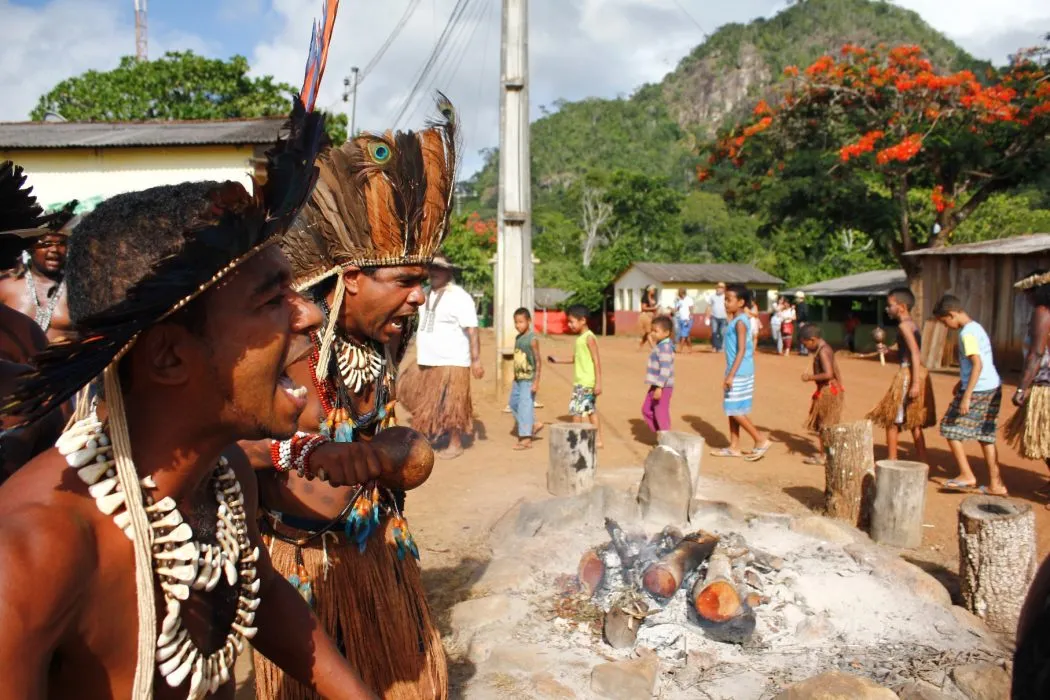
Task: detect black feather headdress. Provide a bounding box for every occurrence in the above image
[2,0,340,426]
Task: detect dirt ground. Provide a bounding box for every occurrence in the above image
[406,329,1050,609]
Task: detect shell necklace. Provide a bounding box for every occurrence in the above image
[57,415,261,699]
[22,266,64,331]
[332,334,385,393]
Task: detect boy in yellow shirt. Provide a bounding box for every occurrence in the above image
[549,305,604,448]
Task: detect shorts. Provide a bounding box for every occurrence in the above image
[569,384,597,417]
[676,317,693,342]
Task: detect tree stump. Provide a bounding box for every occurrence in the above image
[820,419,875,528]
[958,495,1037,635]
[869,460,928,548]
[657,431,704,493]
[547,422,597,497]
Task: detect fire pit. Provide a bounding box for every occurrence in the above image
[449,480,1010,699]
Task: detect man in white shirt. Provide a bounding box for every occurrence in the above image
[704,281,729,352]
[674,288,696,353]
[399,255,483,459]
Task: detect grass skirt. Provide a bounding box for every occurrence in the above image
[805,383,845,432]
[397,364,473,440]
[1004,384,1050,460]
[253,519,448,700]
[866,365,936,430]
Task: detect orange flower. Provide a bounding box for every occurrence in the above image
[875,134,922,165]
[783,65,799,78]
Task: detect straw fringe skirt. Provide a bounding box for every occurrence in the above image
[867,365,936,430]
[253,519,448,700]
[1004,384,1050,460]
[397,364,473,440]
[805,384,845,432]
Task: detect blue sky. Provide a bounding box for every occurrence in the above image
[3,0,1047,176]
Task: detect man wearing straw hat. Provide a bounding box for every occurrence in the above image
[399,253,483,460]
[0,3,378,697]
[0,186,78,343]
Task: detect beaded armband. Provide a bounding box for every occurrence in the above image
[270,432,329,476]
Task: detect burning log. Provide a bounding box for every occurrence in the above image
[577,548,606,596]
[604,518,643,569]
[642,531,719,599]
[691,551,756,645]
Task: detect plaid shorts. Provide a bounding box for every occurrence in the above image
[569,384,597,416]
[940,386,1001,444]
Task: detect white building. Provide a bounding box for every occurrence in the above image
[0,118,285,212]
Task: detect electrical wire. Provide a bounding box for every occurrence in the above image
[400,0,488,125]
[390,0,475,126]
[669,0,708,38]
[358,0,422,84]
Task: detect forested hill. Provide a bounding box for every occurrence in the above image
[467,0,985,203]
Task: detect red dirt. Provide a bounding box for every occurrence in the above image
[405,330,1050,603]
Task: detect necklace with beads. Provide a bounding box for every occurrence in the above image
[57,414,261,699]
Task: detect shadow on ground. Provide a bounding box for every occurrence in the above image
[420,555,492,698]
[783,485,825,511]
[682,414,727,448]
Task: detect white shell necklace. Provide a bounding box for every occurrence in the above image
[57,415,261,699]
[333,335,385,393]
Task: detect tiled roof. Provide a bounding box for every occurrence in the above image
[904,234,1050,256]
[621,262,784,285]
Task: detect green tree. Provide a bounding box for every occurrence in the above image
[32,51,348,144]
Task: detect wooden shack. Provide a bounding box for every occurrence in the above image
[905,234,1050,371]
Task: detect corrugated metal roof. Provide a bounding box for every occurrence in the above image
[622,262,784,285]
[904,234,1050,257]
[534,287,571,308]
[792,269,907,297]
[0,119,285,149]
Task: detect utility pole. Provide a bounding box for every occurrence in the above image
[342,66,360,140]
[133,0,148,61]
[494,0,532,398]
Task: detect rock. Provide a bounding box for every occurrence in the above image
[790,515,864,545]
[795,612,836,643]
[590,649,660,700]
[637,446,692,524]
[486,645,556,674]
[949,605,994,640]
[469,558,535,594]
[450,594,529,636]
[603,607,640,649]
[513,490,604,537]
[774,671,899,699]
[896,681,956,700]
[531,672,577,699]
[690,498,748,526]
[950,663,1011,700]
[844,544,952,609]
[657,431,704,491]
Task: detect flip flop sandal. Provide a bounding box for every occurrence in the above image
[710,447,743,458]
[802,456,825,465]
[532,424,546,437]
[745,443,773,462]
[513,443,532,451]
[943,479,980,492]
[1035,482,1050,498]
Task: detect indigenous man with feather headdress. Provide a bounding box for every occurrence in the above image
[0,3,379,698]
[245,99,456,700]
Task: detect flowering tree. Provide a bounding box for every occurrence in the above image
[700,42,1050,276]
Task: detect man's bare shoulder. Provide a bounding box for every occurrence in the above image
[0,274,23,301]
[0,450,99,631]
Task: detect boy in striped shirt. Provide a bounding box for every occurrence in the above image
[642,316,675,433]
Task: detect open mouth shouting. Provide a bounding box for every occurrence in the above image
[277,337,314,412]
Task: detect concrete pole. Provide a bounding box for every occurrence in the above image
[495,0,533,399]
[348,66,360,139]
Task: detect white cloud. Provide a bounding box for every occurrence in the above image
[0,0,210,123]
[2,0,1045,177]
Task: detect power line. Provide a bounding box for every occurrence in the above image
[401,0,489,125]
[669,0,708,38]
[358,0,422,84]
[390,0,475,126]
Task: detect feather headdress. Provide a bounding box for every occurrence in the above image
[1016,270,1050,290]
[283,93,458,291]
